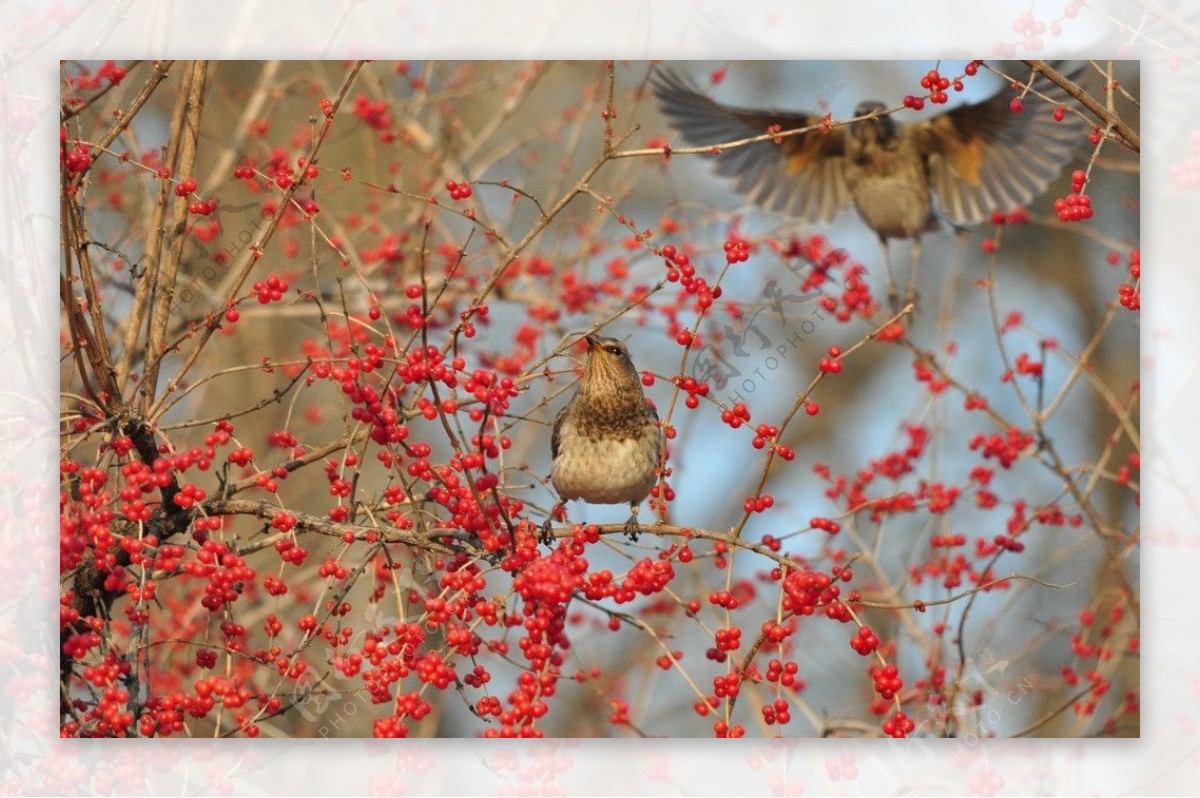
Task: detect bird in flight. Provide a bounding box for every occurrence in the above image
[652,61,1088,306]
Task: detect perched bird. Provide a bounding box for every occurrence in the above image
[652,62,1088,304]
[545,335,662,543]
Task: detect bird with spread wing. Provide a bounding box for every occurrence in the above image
[652,62,1089,307]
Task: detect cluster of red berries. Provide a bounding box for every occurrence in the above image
[693,280,717,309]
[819,346,844,373]
[1013,351,1044,378]
[758,619,792,644]
[931,532,968,548]
[83,682,135,736]
[660,244,722,316]
[904,62,974,110]
[992,532,1026,553]
[60,601,100,657]
[989,206,1029,226]
[981,206,1031,252]
[171,482,206,509]
[1056,170,1094,222]
[252,274,289,304]
[513,553,576,606]
[268,153,317,190]
[712,720,746,738]
[69,60,128,90]
[673,374,710,409]
[227,447,254,467]
[273,535,308,566]
[352,94,393,133]
[63,141,93,174]
[921,481,961,513]
[761,698,792,726]
[781,569,839,616]
[1069,169,1088,193]
[742,494,775,514]
[1117,249,1140,311]
[810,256,875,322]
[720,401,751,429]
[750,423,777,449]
[808,516,841,535]
[188,198,218,215]
[445,180,472,200]
[182,538,256,612]
[660,244,692,281]
[713,626,742,652]
[723,235,750,264]
[850,625,880,655]
[919,68,954,104]
[882,710,916,738]
[871,663,903,699]
[267,429,297,448]
[708,588,739,609]
[969,427,1035,469]
[765,658,801,687]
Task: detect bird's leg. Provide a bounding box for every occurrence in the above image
[624,502,641,542]
[540,500,565,546]
[879,238,901,313]
[938,229,971,334]
[903,238,922,310]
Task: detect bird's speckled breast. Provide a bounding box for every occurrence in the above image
[550,415,660,505]
[845,142,933,240]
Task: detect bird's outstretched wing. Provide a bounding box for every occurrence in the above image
[651,68,851,224]
[550,402,568,460]
[645,399,665,468]
[912,62,1089,224]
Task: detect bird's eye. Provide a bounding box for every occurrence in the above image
[605,345,623,356]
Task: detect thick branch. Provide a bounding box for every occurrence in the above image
[1023,60,1139,153]
[139,61,210,415]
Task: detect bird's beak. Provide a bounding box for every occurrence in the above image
[584,334,600,349]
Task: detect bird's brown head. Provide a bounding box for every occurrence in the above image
[580,334,641,396]
[850,101,896,145]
